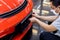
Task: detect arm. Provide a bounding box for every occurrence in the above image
[35,19,57,32]
[38,16,57,22]
[29,17,57,32]
[32,13,58,22]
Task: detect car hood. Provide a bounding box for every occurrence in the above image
[0,0,24,15]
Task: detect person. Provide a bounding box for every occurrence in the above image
[29,0,60,40]
[50,0,59,16]
[48,0,59,24]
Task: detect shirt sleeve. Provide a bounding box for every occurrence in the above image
[52,16,60,31]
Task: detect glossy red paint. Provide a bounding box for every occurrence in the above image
[0,0,24,14]
[0,0,33,38]
[13,22,32,40]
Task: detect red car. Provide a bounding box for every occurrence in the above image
[0,0,33,40]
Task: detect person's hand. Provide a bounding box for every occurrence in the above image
[32,13,40,18]
[29,17,37,23]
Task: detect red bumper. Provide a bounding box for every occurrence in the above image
[0,0,33,38]
[13,22,32,40]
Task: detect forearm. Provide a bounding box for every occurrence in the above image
[37,16,58,22]
[35,19,57,32]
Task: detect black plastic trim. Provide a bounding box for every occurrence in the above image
[0,0,28,18]
[0,13,32,40]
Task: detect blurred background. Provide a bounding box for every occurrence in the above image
[31,0,55,40]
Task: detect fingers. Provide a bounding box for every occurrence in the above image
[29,18,33,22]
[32,13,36,16]
[33,12,35,14]
[29,18,31,21]
[29,17,37,23]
